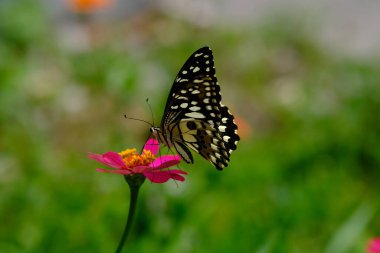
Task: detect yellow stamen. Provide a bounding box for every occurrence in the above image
[118,148,156,169]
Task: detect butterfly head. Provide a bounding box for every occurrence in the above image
[150,126,166,145]
[150,126,159,134]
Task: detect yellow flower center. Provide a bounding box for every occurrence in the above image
[118,148,156,169]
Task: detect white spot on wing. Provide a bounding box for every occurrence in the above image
[185,112,205,119]
[192,90,200,94]
[223,136,230,142]
[193,67,200,73]
[210,155,217,163]
[180,103,188,108]
[219,126,227,132]
[190,106,200,111]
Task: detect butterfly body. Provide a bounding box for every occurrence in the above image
[152,47,239,170]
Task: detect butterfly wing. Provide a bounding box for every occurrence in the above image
[161,47,239,170]
[169,119,235,170]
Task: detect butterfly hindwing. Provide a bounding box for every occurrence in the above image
[218,104,239,151]
[173,141,193,164]
[159,47,239,170]
[169,119,230,170]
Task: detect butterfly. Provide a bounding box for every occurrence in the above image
[151,47,239,170]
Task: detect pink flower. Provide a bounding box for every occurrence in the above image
[368,238,380,253]
[88,138,187,183]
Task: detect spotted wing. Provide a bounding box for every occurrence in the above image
[161,47,240,170]
[169,119,235,170]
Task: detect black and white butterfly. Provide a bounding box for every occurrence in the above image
[151,47,239,170]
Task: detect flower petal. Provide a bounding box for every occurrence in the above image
[368,238,380,253]
[88,152,125,169]
[143,169,187,183]
[96,168,132,175]
[165,169,188,175]
[143,138,159,156]
[151,155,181,170]
[130,165,150,173]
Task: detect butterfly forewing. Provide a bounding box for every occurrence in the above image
[160,47,239,170]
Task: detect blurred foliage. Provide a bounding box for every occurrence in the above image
[0,1,379,253]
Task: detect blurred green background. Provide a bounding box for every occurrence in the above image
[1,0,379,252]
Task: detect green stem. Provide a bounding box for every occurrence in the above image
[115,174,145,253]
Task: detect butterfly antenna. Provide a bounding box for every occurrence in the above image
[146,98,155,127]
[123,115,153,127]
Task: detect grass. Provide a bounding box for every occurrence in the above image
[0,1,379,252]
